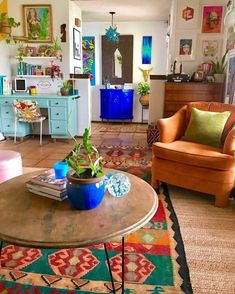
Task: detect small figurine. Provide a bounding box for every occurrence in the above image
[139,67,153,82]
[173,58,182,75]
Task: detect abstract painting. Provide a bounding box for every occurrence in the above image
[202,6,223,33]
[82,36,95,86]
[142,36,152,64]
[23,5,53,42]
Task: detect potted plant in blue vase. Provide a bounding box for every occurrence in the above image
[66,128,105,210]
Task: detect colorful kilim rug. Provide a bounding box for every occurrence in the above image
[0,146,192,294]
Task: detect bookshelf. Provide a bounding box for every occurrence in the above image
[16,75,51,78]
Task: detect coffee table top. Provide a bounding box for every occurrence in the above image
[0,169,158,249]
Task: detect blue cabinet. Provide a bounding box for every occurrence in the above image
[100,89,134,120]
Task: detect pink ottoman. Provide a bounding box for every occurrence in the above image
[0,151,22,184]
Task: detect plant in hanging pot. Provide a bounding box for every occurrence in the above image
[0,12,20,36]
[66,128,105,210]
[137,82,150,106]
[211,50,228,83]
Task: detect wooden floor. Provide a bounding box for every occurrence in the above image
[0,122,148,168]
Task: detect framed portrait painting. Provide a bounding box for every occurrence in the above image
[201,6,223,33]
[176,33,197,61]
[73,28,81,60]
[23,5,53,43]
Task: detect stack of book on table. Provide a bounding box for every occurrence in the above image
[26,169,67,201]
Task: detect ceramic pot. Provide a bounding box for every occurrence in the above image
[0,22,11,35]
[66,171,106,210]
[139,94,149,106]
[213,74,225,83]
[60,88,69,96]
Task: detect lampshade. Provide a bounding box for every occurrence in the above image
[105,12,120,42]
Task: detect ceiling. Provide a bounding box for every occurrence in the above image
[72,0,172,22]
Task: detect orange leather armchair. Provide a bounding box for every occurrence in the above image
[151,102,235,207]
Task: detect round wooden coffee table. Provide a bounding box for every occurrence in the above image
[0,168,158,293]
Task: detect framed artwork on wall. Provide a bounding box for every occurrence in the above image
[201,6,223,33]
[22,4,53,43]
[73,28,81,60]
[200,37,221,58]
[175,33,197,61]
[176,0,199,29]
[82,36,96,86]
[74,67,81,74]
[225,49,235,103]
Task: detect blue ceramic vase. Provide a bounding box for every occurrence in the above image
[66,172,106,210]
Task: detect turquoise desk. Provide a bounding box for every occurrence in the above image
[0,94,79,139]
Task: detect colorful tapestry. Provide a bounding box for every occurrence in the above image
[0,146,192,293]
[142,36,152,64]
[82,36,95,86]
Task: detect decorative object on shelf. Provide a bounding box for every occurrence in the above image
[60,80,71,96]
[82,36,96,85]
[23,4,53,43]
[60,23,66,42]
[172,58,182,74]
[0,12,20,36]
[176,32,197,61]
[25,46,37,57]
[105,12,120,42]
[211,49,228,83]
[66,128,105,210]
[49,61,62,79]
[201,6,223,33]
[137,82,150,106]
[47,37,62,59]
[139,67,153,82]
[191,67,204,82]
[73,28,81,60]
[142,36,152,64]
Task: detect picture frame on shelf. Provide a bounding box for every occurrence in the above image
[175,32,197,61]
[73,28,81,60]
[23,4,53,43]
[176,0,199,29]
[25,46,37,57]
[45,67,52,76]
[201,6,223,33]
[225,49,235,103]
[199,37,221,58]
[74,67,81,74]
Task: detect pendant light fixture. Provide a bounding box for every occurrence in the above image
[105,12,120,42]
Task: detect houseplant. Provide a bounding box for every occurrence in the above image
[66,128,105,210]
[211,50,228,83]
[60,80,71,96]
[137,82,150,106]
[0,12,20,35]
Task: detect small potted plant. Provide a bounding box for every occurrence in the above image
[60,80,71,96]
[46,37,62,61]
[0,12,20,35]
[211,50,228,83]
[66,128,105,210]
[137,82,150,106]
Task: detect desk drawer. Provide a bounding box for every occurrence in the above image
[2,119,14,133]
[50,107,67,120]
[50,100,66,107]
[1,106,14,119]
[1,99,13,106]
[51,120,67,134]
[34,99,48,108]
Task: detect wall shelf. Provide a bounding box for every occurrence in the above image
[15,56,58,60]
[16,75,51,78]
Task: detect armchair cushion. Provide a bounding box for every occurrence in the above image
[183,108,231,147]
[153,140,235,170]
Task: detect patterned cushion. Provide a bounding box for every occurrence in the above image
[13,99,42,121]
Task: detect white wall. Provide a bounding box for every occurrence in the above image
[83,21,168,122]
[169,0,228,75]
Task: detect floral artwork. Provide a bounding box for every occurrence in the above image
[202,6,223,33]
[202,40,219,57]
[23,5,53,43]
[82,36,95,86]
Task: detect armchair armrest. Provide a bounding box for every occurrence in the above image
[157,106,187,143]
[223,126,235,156]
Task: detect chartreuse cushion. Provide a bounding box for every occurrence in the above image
[183,108,231,147]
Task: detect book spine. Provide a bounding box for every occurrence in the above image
[30,179,66,191]
[26,182,67,197]
[28,188,67,201]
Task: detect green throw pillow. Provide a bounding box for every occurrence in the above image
[183,108,231,147]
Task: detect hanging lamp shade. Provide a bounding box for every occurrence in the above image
[105,12,120,42]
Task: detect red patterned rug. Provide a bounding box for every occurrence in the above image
[0,146,192,293]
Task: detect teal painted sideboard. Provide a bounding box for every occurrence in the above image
[0,94,79,139]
